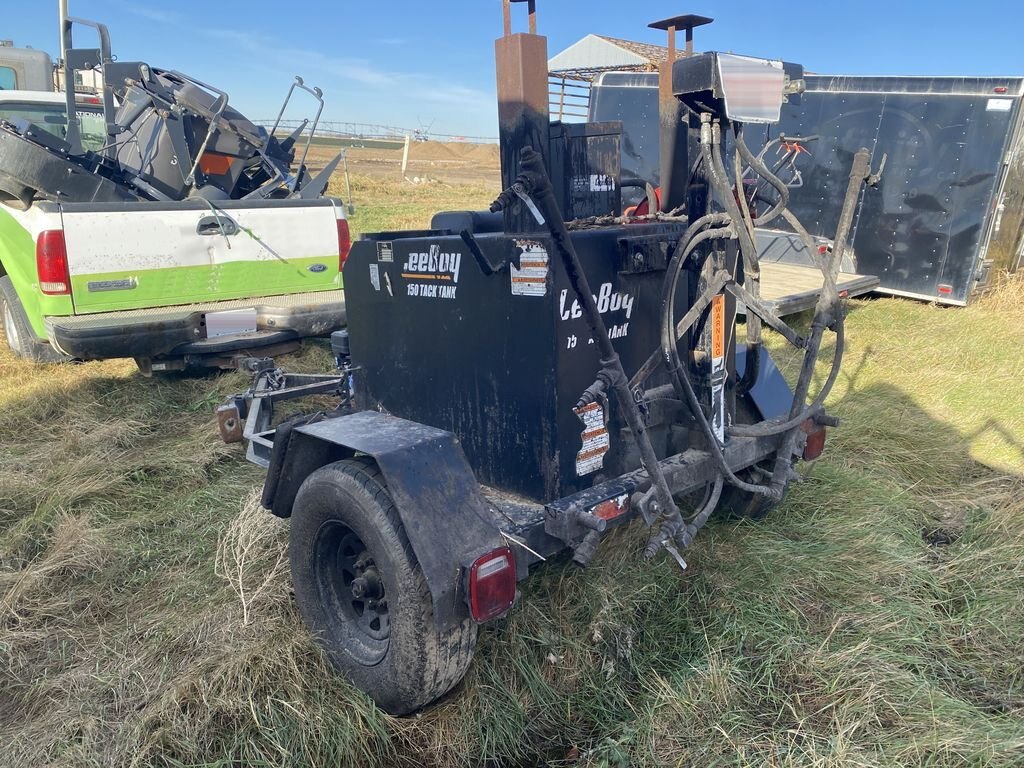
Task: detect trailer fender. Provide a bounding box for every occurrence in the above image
[264,410,506,629]
[737,345,793,421]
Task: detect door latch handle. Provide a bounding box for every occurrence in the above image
[197,214,239,236]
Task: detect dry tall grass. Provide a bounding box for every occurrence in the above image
[0,175,1021,766]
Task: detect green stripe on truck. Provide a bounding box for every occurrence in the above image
[69,255,342,313]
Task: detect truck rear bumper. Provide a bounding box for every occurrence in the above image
[46,290,346,360]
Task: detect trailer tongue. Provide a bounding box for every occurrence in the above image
[220,4,880,715]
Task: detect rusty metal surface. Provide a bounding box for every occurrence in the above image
[216,403,243,443]
[648,16,710,212]
[503,0,537,36]
[495,31,551,233]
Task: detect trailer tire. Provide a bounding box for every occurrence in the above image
[0,277,68,363]
[289,457,477,715]
[717,463,783,520]
[718,397,787,520]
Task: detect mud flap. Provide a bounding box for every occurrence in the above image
[265,410,505,630]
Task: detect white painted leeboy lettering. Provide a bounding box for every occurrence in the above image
[402,244,462,283]
[558,282,635,321]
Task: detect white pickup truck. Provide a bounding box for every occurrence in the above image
[0,89,350,373]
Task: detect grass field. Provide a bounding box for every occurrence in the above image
[1,173,1022,767]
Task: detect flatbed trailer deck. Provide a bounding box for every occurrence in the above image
[758,262,879,316]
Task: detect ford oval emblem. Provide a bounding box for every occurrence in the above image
[308,263,328,273]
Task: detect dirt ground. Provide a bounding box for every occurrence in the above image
[306,140,500,187]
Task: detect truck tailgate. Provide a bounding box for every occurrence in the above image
[59,198,342,313]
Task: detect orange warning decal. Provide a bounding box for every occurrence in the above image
[711,293,725,359]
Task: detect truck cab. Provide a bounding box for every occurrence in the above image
[0,42,54,92]
[0,89,105,148]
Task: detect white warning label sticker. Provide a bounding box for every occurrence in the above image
[986,98,1013,112]
[510,240,549,296]
[574,401,609,476]
[369,263,381,291]
[590,173,615,192]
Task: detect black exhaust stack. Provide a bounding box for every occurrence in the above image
[648,14,713,213]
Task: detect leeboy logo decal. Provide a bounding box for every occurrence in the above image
[307,263,327,273]
[401,244,462,300]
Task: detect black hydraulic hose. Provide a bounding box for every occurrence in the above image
[706,127,765,401]
[628,212,730,391]
[509,146,686,535]
[732,139,761,397]
[659,226,734,384]
[782,207,842,301]
[706,132,759,283]
[726,208,847,438]
[727,320,845,437]
[643,473,724,558]
[659,226,776,499]
[729,148,870,440]
[735,125,791,227]
[677,474,724,548]
[692,123,841,493]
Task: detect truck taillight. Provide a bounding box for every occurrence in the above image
[468,547,515,623]
[337,218,351,271]
[36,230,70,295]
[801,419,827,461]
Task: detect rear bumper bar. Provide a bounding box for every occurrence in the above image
[46,290,346,360]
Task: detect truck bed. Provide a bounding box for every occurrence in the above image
[755,262,879,317]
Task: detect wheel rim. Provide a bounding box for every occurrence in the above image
[3,301,21,353]
[313,520,390,664]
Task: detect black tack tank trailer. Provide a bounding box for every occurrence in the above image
[221,6,878,715]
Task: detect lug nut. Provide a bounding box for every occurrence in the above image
[351,577,368,599]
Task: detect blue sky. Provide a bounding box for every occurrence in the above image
[7,1,1023,137]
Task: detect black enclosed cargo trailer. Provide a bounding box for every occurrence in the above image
[590,72,1024,305]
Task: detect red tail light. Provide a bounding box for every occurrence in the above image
[801,419,827,461]
[592,493,630,521]
[467,547,515,623]
[36,230,70,295]
[937,284,953,295]
[337,218,352,271]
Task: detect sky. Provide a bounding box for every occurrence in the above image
[6,1,1024,138]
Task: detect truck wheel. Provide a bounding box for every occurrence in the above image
[289,457,477,715]
[0,276,68,363]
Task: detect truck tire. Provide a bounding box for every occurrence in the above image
[289,457,477,715]
[0,276,68,363]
